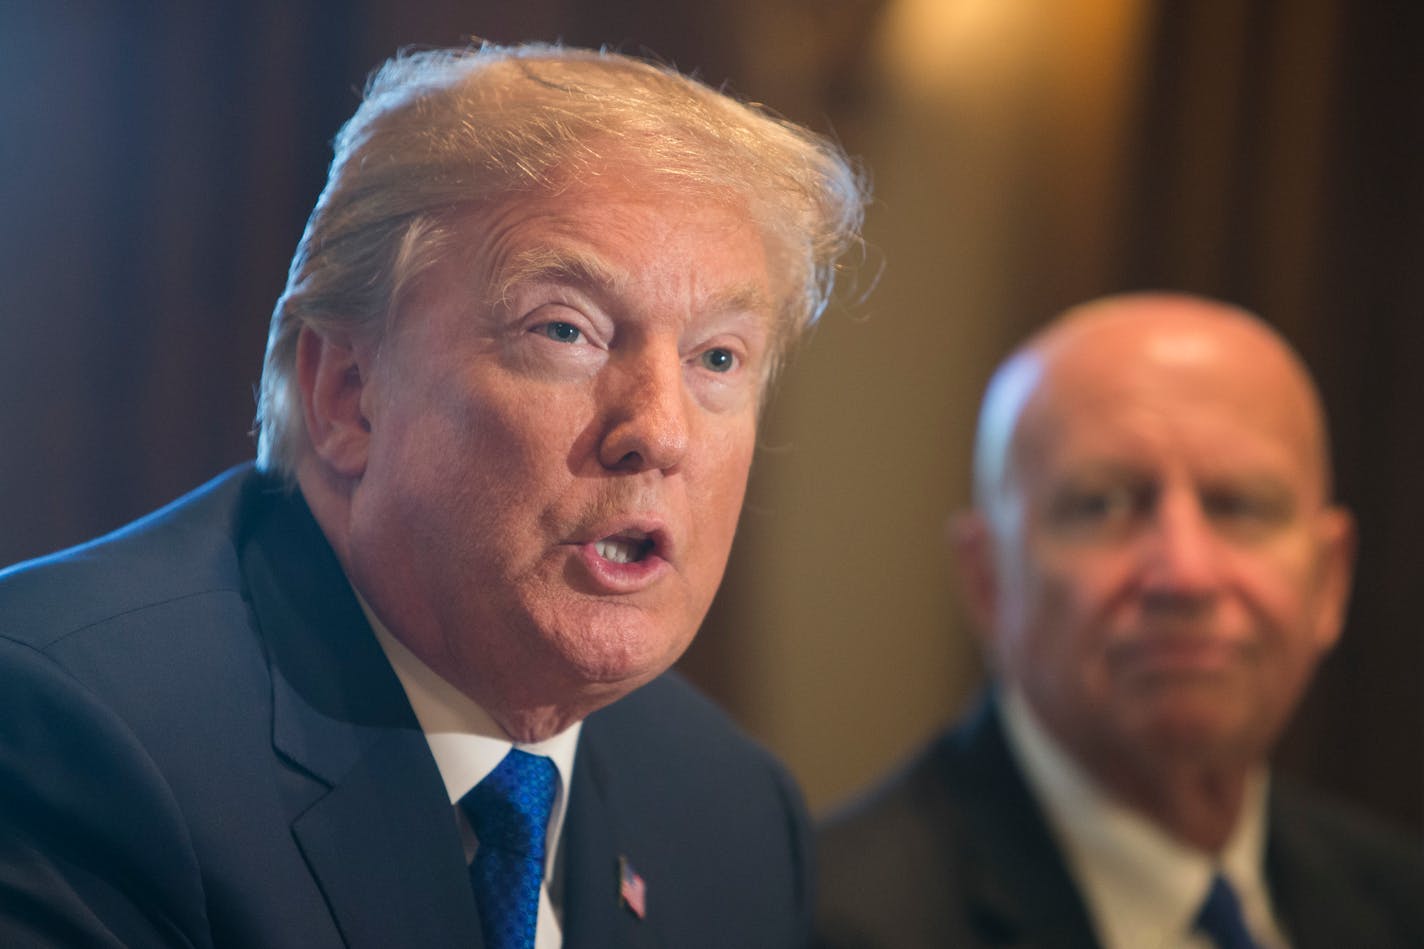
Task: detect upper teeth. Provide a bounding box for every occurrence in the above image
[595,539,642,564]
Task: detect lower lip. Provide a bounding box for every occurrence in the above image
[575,543,668,592]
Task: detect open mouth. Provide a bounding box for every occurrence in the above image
[593,534,655,564]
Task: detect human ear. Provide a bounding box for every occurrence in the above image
[1310,505,1357,652]
[948,510,1001,645]
[296,325,372,479]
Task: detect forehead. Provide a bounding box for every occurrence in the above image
[450,174,783,314]
[1012,322,1327,494]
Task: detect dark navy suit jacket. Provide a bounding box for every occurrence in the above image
[814,696,1424,949]
[0,466,812,948]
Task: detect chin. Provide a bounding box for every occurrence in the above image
[1134,700,1257,760]
[543,605,696,692]
[475,628,687,742]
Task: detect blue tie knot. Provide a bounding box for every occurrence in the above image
[1194,873,1260,949]
[464,749,558,859]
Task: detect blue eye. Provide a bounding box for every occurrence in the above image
[700,348,735,373]
[540,322,581,343]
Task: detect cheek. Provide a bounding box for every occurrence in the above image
[682,424,756,570]
[1002,551,1132,691]
[691,417,756,501]
[1013,540,1111,634]
[373,391,570,543]
[1230,545,1327,643]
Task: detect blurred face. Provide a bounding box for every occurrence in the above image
[977,308,1353,782]
[343,176,778,738]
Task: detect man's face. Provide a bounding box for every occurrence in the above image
[978,314,1353,779]
[343,176,778,736]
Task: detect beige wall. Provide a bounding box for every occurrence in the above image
[696,0,1149,813]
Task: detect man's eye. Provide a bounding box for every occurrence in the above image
[1203,490,1290,532]
[538,322,582,343]
[1065,492,1128,521]
[1205,494,1258,520]
[1049,484,1147,535]
[700,348,736,373]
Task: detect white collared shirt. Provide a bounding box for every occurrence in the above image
[1000,688,1290,949]
[362,599,581,949]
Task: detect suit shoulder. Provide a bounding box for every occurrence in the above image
[818,729,965,896]
[1273,778,1424,881]
[579,670,809,840]
[0,466,268,649]
[814,725,986,949]
[586,670,789,777]
[820,718,970,848]
[1269,779,1424,946]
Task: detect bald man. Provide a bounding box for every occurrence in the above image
[814,294,1424,949]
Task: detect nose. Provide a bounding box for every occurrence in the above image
[1139,490,1222,605]
[597,350,691,473]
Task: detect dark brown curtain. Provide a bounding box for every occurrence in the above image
[1,2,365,559]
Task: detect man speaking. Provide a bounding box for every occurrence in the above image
[0,43,865,948]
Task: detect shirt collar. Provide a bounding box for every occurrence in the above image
[358,596,581,875]
[1000,687,1281,949]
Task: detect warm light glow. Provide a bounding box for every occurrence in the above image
[877,0,1145,103]
[877,0,1042,99]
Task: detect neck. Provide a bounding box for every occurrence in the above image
[1099,758,1252,852]
[494,705,585,744]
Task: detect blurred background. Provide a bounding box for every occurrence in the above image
[2,1,1420,837]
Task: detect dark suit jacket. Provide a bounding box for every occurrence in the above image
[0,466,812,948]
[814,695,1424,949]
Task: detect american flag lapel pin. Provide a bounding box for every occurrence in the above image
[618,855,647,920]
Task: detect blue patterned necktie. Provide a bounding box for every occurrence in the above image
[1194,873,1261,949]
[461,750,558,949]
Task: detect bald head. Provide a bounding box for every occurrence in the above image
[955,292,1355,843]
[973,293,1334,527]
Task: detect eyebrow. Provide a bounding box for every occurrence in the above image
[490,246,776,319]
[490,247,623,305]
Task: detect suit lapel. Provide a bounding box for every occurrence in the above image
[951,697,1102,948]
[1266,787,1400,949]
[287,728,484,949]
[242,485,483,949]
[560,723,661,949]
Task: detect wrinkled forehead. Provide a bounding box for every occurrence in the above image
[1008,315,1332,495]
[448,165,794,331]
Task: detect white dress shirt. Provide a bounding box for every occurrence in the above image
[362,599,581,949]
[1000,688,1290,949]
